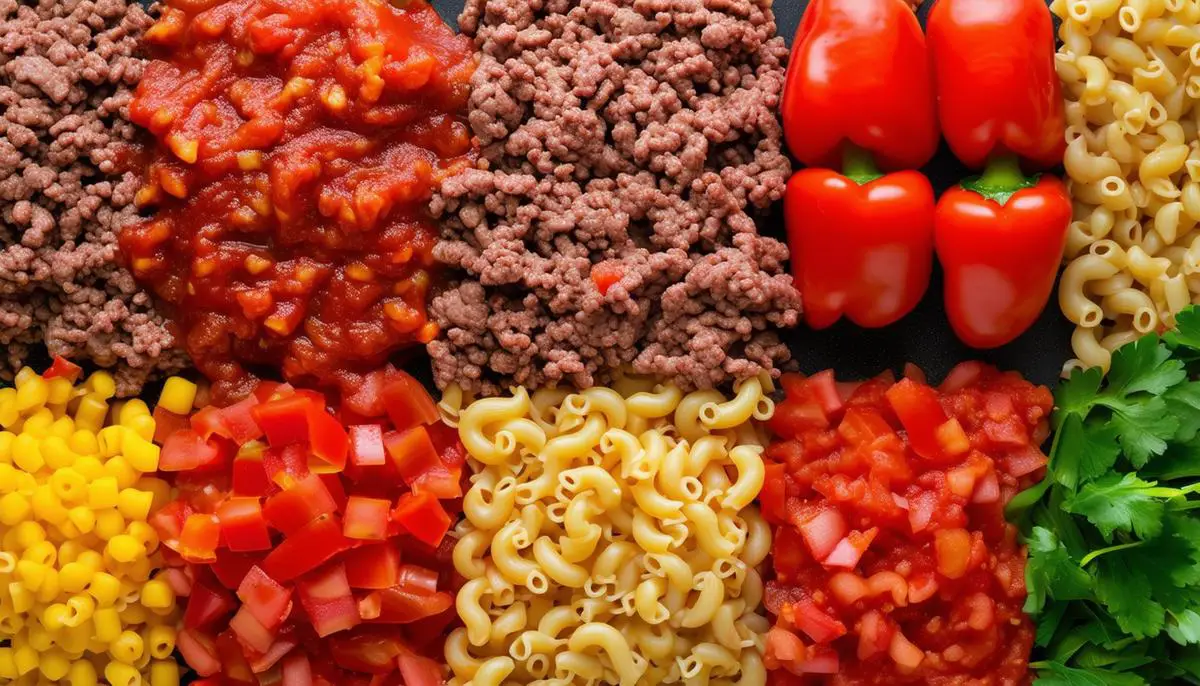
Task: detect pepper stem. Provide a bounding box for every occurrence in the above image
[961,154,1038,206]
[841,144,885,186]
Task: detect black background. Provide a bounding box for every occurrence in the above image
[426,0,1075,388]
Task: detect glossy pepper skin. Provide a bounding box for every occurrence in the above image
[935,158,1072,348]
[927,0,1066,170]
[783,0,940,171]
[786,152,936,329]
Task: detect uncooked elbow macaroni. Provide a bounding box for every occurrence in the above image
[446,376,772,686]
[1053,0,1200,373]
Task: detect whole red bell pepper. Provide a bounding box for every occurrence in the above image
[785,149,936,329]
[935,157,1072,348]
[783,0,939,171]
[927,0,1065,171]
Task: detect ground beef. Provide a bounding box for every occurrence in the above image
[429,0,801,395]
[0,0,186,394]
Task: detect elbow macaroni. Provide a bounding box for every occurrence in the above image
[448,377,772,685]
[1054,0,1200,372]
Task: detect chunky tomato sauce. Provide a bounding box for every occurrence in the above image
[762,363,1051,686]
[122,0,475,404]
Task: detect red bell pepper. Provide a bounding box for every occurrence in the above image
[185,578,237,630]
[264,473,338,535]
[262,514,354,582]
[180,513,222,563]
[297,563,361,637]
[884,378,949,462]
[217,497,272,552]
[380,373,439,432]
[42,355,82,382]
[785,150,935,329]
[383,426,441,485]
[254,394,315,447]
[390,492,451,548]
[927,0,1065,171]
[934,157,1072,348]
[237,566,293,631]
[343,543,401,590]
[349,425,386,467]
[783,0,939,171]
[344,496,392,541]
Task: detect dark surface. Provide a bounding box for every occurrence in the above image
[427,0,1075,389]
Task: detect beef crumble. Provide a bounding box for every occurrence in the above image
[429,0,801,395]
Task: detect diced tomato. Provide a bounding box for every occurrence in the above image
[822,528,877,569]
[230,604,276,653]
[177,629,222,677]
[154,405,193,444]
[806,370,844,419]
[42,355,82,382]
[309,406,349,472]
[151,499,192,550]
[792,599,847,643]
[217,497,272,552]
[770,391,829,437]
[185,579,237,630]
[281,653,313,686]
[160,429,227,472]
[328,632,405,674]
[793,506,846,561]
[886,379,949,461]
[344,496,391,541]
[426,422,467,469]
[369,586,453,624]
[396,565,439,596]
[591,262,623,295]
[320,473,348,511]
[264,473,338,535]
[262,514,353,582]
[247,630,298,673]
[390,492,451,548]
[298,563,361,638]
[215,630,257,685]
[163,566,194,597]
[343,543,401,590]
[397,654,443,686]
[349,425,386,466]
[760,463,788,524]
[935,528,973,579]
[939,361,986,393]
[972,470,1001,503]
[191,406,228,441]
[857,610,894,660]
[210,552,261,590]
[794,644,840,675]
[411,465,462,499]
[383,426,441,485]
[233,443,272,497]
[765,627,805,669]
[837,407,895,447]
[253,394,315,447]
[219,395,265,444]
[1001,445,1047,478]
[381,373,438,432]
[237,566,292,631]
[180,513,221,563]
[264,443,311,489]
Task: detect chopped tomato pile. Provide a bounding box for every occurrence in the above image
[762,363,1051,685]
[149,369,463,685]
[122,0,476,404]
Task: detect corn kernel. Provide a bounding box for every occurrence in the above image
[11,434,43,473]
[0,647,15,679]
[119,601,149,625]
[85,371,116,399]
[42,602,70,630]
[95,509,125,541]
[12,644,37,676]
[122,434,160,473]
[104,456,139,490]
[88,476,119,509]
[134,477,171,512]
[87,572,121,607]
[0,463,15,491]
[145,625,176,660]
[9,583,32,613]
[21,540,55,566]
[126,521,158,553]
[59,562,91,594]
[26,623,53,651]
[74,394,109,435]
[11,520,44,549]
[107,534,142,563]
[139,578,174,610]
[0,388,17,428]
[157,378,197,415]
[60,620,93,654]
[15,377,48,411]
[117,400,150,426]
[41,436,76,470]
[34,568,59,603]
[46,376,74,404]
[75,549,102,571]
[92,606,121,642]
[68,429,99,456]
[30,485,66,524]
[36,647,70,681]
[66,593,95,627]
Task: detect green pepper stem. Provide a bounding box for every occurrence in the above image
[961,154,1038,206]
[842,144,885,186]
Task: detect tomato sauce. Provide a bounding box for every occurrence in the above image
[121,0,475,404]
[761,363,1052,686]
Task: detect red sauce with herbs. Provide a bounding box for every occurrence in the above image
[121,0,475,404]
[761,363,1051,686]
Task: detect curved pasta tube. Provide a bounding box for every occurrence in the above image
[532,537,589,588]
[601,429,643,480]
[567,623,647,686]
[510,630,566,662]
[683,503,738,559]
[626,622,677,663]
[558,466,622,510]
[492,521,549,593]
[698,377,767,430]
[495,418,548,458]
[453,528,492,580]
[632,509,675,554]
[740,507,771,567]
[459,389,532,465]
[1059,254,1120,326]
[625,384,682,418]
[686,435,728,476]
[530,387,570,432]
[538,605,581,638]
[445,628,485,680]
[591,541,639,585]
[490,602,528,648]
[579,387,627,429]
[467,656,515,686]
[457,578,495,647]
[657,441,703,502]
[633,577,670,625]
[643,552,695,591]
[464,471,519,531]
[674,389,726,443]
[722,444,765,510]
[680,571,724,629]
[559,496,603,563]
[631,479,683,520]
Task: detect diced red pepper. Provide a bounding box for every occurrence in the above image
[210,552,262,590]
[190,405,229,441]
[230,604,276,654]
[262,514,354,582]
[264,473,338,535]
[233,443,272,498]
[281,653,313,686]
[217,497,272,552]
[150,499,193,551]
[253,394,316,447]
[886,378,949,462]
[42,356,82,382]
[264,443,310,489]
[343,543,401,590]
[297,563,360,637]
[214,630,256,684]
[177,629,222,677]
[308,407,349,473]
[154,405,193,444]
[368,586,453,624]
[319,473,348,511]
[397,654,443,686]
[349,425,386,467]
[396,565,439,596]
[237,566,293,632]
[180,513,221,563]
[381,373,439,432]
[184,579,237,630]
[344,496,392,541]
[220,395,265,444]
[390,492,451,548]
[247,630,298,673]
[411,465,462,499]
[761,463,788,524]
[383,426,441,485]
[160,429,228,472]
[328,631,405,675]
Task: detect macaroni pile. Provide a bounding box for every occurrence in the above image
[1054,0,1200,372]
[440,377,773,686]
[0,367,180,686]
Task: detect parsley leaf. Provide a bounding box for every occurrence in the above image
[1164,382,1200,442]
[1168,609,1200,646]
[1052,414,1121,490]
[1056,366,1104,419]
[1165,307,1200,352]
[1035,661,1147,686]
[1096,554,1166,640]
[1064,473,1168,541]
[1105,397,1179,468]
[1025,527,1093,615]
[1106,334,1185,397]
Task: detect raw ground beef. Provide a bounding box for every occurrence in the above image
[429,0,801,395]
[0,0,186,394]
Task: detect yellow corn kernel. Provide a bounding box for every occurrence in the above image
[0,647,15,679]
[0,431,14,463]
[15,376,48,411]
[30,485,66,524]
[149,659,179,686]
[0,491,31,525]
[122,435,160,474]
[11,434,43,473]
[122,556,153,584]
[48,416,75,440]
[158,378,197,415]
[88,476,119,509]
[50,467,86,503]
[58,561,91,594]
[104,660,141,686]
[13,470,33,494]
[13,644,37,676]
[66,660,98,686]
[92,606,121,642]
[107,534,142,563]
[42,602,70,631]
[135,477,171,512]
[15,560,45,590]
[20,408,53,437]
[116,489,153,522]
[87,572,120,607]
[126,521,158,553]
[0,528,15,552]
[104,456,138,489]
[125,414,155,442]
[66,593,95,626]
[21,540,54,566]
[117,399,150,425]
[9,583,32,613]
[139,578,174,611]
[85,371,116,400]
[94,509,125,541]
[36,647,70,682]
[74,394,108,435]
[67,506,96,534]
[72,455,103,481]
[97,425,124,458]
[145,625,176,660]
[11,520,44,549]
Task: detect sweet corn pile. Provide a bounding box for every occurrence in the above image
[0,367,181,686]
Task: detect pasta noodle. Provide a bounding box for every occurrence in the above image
[447,376,772,686]
[1054,0,1200,370]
